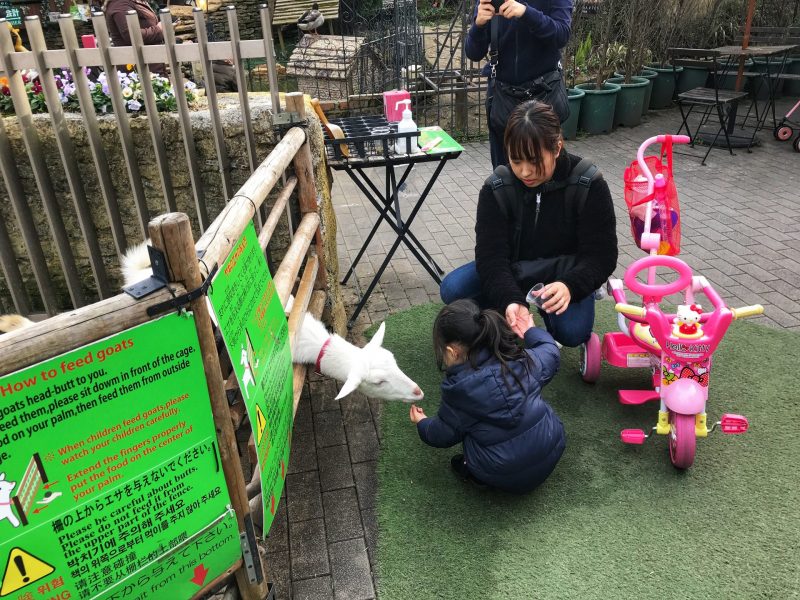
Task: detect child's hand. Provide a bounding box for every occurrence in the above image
[409,404,427,424]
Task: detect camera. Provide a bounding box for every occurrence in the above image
[491,0,505,10]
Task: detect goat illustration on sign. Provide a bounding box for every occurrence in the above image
[0,473,19,528]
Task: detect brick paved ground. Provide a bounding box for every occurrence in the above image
[265,99,799,599]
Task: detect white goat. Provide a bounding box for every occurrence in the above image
[0,314,34,334]
[121,242,424,402]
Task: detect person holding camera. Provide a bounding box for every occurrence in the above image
[465,0,572,167]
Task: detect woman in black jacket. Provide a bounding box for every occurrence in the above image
[440,100,618,347]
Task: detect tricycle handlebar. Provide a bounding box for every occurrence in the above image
[731,305,764,320]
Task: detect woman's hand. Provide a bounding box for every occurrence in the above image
[505,303,533,338]
[498,0,527,19]
[475,0,495,27]
[541,282,571,315]
[409,404,427,424]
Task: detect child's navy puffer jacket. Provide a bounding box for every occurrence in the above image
[417,326,565,494]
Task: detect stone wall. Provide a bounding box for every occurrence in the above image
[0,93,347,333]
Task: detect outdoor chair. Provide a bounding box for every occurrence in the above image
[669,48,750,165]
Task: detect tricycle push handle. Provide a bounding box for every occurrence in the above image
[731,305,764,320]
[615,303,646,317]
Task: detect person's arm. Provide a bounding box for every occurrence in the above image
[523,326,560,385]
[415,401,464,448]
[558,176,618,301]
[464,0,493,62]
[139,20,163,45]
[519,0,572,47]
[475,184,527,312]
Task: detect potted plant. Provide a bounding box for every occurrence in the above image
[575,40,624,135]
[612,0,657,120]
[562,33,591,139]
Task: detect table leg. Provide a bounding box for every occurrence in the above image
[360,169,444,275]
[342,166,444,286]
[346,160,449,329]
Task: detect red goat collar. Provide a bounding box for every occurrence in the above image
[315,337,332,376]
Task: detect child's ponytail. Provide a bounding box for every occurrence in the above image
[433,299,530,389]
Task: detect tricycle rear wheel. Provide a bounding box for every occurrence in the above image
[669,411,696,469]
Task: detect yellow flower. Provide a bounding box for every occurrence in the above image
[122,86,133,98]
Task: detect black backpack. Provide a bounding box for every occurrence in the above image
[484,158,601,261]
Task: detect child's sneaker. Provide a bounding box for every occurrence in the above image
[450,454,487,488]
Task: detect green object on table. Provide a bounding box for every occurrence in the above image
[373,301,798,600]
[418,126,464,154]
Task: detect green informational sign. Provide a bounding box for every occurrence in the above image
[0,313,240,600]
[208,223,293,534]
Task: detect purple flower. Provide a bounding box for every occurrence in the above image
[127,99,142,111]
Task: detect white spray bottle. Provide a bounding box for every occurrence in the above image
[394,99,419,155]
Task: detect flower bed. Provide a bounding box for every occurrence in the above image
[0,69,198,115]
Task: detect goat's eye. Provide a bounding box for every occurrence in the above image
[375,380,387,386]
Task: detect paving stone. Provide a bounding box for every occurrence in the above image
[310,378,344,414]
[289,518,330,580]
[323,487,364,542]
[339,393,373,425]
[263,550,291,600]
[264,498,289,554]
[314,410,347,448]
[317,444,355,492]
[361,506,378,568]
[288,427,318,475]
[352,461,378,510]
[294,391,314,434]
[287,471,323,523]
[293,576,334,600]
[329,538,375,600]
[345,420,381,464]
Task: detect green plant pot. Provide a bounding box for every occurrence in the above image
[606,76,649,127]
[562,88,585,140]
[677,64,710,94]
[716,58,753,90]
[614,69,657,115]
[750,57,793,99]
[783,57,800,96]
[639,69,657,115]
[575,82,621,134]
[647,64,681,109]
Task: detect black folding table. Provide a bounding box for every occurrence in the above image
[324,120,462,328]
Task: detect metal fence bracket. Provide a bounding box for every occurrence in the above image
[239,512,264,584]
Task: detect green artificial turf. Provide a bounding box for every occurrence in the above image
[373,302,799,599]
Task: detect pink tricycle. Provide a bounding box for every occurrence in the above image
[602,135,764,469]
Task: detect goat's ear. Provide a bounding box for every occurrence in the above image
[335,371,362,400]
[366,321,386,349]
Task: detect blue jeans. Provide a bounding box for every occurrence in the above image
[440,261,595,347]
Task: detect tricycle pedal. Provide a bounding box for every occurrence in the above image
[621,429,647,444]
[719,413,748,434]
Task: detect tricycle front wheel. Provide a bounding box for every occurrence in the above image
[669,411,696,469]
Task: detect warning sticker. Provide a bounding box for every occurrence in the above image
[0,548,55,596]
[255,405,267,445]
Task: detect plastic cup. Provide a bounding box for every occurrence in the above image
[526,283,549,309]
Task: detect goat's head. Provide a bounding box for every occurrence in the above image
[334,322,423,403]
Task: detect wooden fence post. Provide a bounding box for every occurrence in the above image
[289,97,327,290]
[149,213,270,600]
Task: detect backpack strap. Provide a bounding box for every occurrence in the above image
[485,165,525,261]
